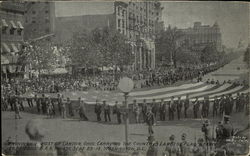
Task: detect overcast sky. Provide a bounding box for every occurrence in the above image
[55,1,249,48]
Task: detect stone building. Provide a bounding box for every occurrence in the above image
[0,1,25,79]
[178,22,222,52]
[23,1,55,41]
[55,1,163,71]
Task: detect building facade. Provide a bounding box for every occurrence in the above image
[55,1,163,71]
[1,1,25,79]
[24,1,55,41]
[178,22,222,52]
[154,1,164,35]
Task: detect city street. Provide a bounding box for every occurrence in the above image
[2,56,249,145]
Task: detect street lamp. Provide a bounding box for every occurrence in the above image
[118,77,134,150]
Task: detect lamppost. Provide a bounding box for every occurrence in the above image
[118,77,134,150]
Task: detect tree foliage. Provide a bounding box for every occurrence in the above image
[70,27,133,70]
[155,25,183,67]
[243,46,249,68]
[23,41,57,74]
[200,44,220,63]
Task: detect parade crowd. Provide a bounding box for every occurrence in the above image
[1,60,232,97]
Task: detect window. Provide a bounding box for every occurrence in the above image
[2,28,7,34]
[117,7,120,16]
[45,28,50,33]
[32,20,36,23]
[32,11,36,14]
[18,29,22,36]
[45,19,50,23]
[122,20,125,28]
[122,10,125,17]
[118,19,121,27]
[10,28,15,35]
[45,10,49,14]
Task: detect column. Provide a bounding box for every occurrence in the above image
[139,46,142,71]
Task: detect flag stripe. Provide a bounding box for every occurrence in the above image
[209,86,245,98]
[131,82,204,96]
[134,83,208,97]
[189,84,231,98]
[136,84,215,100]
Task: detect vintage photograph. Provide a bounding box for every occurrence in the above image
[1,1,249,156]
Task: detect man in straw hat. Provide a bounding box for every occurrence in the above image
[16,119,57,156]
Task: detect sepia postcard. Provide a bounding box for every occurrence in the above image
[1,1,249,156]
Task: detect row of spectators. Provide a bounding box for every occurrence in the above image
[1,60,238,98]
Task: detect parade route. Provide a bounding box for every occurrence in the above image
[2,56,249,146]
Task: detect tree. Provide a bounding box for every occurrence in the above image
[243,46,249,68]
[155,25,183,67]
[175,48,200,65]
[23,40,57,80]
[200,44,220,64]
[70,27,133,76]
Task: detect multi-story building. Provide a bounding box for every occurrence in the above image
[178,22,222,52]
[154,1,164,35]
[1,1,25,79]
[55,1,163,70]
[24,1,55,41]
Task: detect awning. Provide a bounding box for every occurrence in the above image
[1,55,10,65]
[11,43,19,52]
[51,68,68,74]
[2,43,11,53]
[17,21,24,29]
[1,66,7,73]
[10,20,17,29]
[1,19,8,27]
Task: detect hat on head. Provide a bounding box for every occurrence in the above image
[204,120,209,124]
[147,136,155,142]
[25,119,46,141]
[224,115,230,121]
[182,133,187,140]
[198,138,204,143]
[169,135,175,140]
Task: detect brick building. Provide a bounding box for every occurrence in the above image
[55,1,163,71]
[178,22,222,52]
[1,1,25,79]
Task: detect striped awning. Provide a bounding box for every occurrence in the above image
[11,43,19,52]
[17,21,24,29]
[10,20,17,29]
[1,55,10,65]
[2,43,11,53]
[1,19,8,27]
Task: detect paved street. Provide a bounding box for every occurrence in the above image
[2,56,249,147]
